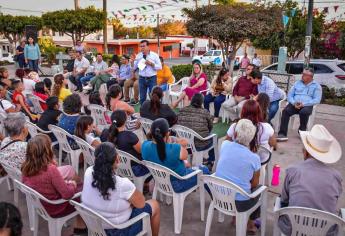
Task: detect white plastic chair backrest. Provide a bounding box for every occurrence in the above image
[26,121,39,137]
[202,175,252,215]
[116,150,141,180]
[0,162,22,182]
[143,161,180,195]
[181,77,190,90]
[70,200,108,236]
[48,125,74,152]
[14,180,52,221]
[72,135,95,166]
[275,207,345,236]
[172,124,202,153]
[88,104,108,127]
[27,94,44,114]
[140,117,153,137]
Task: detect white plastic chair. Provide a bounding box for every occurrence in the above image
[87,104,110,131]
[26,121,58,147]
[0,161,22,204]
[0,112,6,136]
[162,75,176,104]
[48,125,81,174]
[290,104,318,131]
[27,94,45,114]
[72,135,95,171]
[15,180,80,236]
[143,160,205,234]
[273,197,345,236]
[257,145,273,187]
[116,150,151,193]
[139,117,153,141]
[172,124,218,168]
[70,200,152,236]
[168,77,190,108]
[202,175,268,236]
[271,91,287,133]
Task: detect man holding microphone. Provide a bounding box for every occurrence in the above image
[131,40,162,104]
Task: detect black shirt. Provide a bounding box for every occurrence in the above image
[140,101,177,127]
[16,46,25,60]
[37,109,62,131]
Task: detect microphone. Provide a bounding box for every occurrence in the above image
[143,54,147,60]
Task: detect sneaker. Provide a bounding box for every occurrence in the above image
[277,134,288,142]
[213,117,219,124]
[124,99,130,103]
[129,99,139,105]
[83,84,93,91]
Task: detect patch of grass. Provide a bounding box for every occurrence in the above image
[212,121,231,138]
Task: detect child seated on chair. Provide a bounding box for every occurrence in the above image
[75,115,101,148]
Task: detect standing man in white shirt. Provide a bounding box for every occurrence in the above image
[132,40,162,104]
[69,51,90,92]
[252,53,262,68]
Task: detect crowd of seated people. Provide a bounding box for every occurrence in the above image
[1,53,344,236]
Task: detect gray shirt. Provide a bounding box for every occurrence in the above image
[279,158,343,235]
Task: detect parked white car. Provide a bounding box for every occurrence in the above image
[262,59,345,91]
[0,52,14,63]
[192,50,224,66]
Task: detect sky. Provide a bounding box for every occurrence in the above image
[0,0,345,27]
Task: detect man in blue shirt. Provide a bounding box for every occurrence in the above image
[117,55,132,87]
[132,40,162,104]
[277,68,322,141]
[250,69,285,122]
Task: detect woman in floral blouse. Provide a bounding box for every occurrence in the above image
[0,112,28,176]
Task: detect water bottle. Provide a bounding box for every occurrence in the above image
[271,164,280,186]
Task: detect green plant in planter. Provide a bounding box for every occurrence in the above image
[38,36,64,65]
[171,64,193,81]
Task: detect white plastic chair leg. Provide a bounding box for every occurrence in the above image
[6,178,13,191]
[218,212,224,223]
[205,203,214,236]
[260,191,268,236]
[173,194,185,234]
[14,186,19,205]
[33,213,39,236]
[133,177,145,193]
[26,197,35,231]
[266,161,273,187]
[236,213,249,236]
[200,183,205,221]
[48,221,62,236]
[58,148,62,166]
[152,185,158,200]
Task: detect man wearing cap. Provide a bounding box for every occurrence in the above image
[277,68,322,141]
[278,124,343,235]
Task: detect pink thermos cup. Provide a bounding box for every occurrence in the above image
[271,164,280,186]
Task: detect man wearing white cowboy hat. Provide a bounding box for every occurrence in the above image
[278,124,343,235]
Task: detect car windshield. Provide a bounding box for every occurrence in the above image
[338,63,345,72]
[203,51,213,56]
[214,51,221,56]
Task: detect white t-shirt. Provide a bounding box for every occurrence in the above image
[85,133,100,146]
[81,166,136,228]
[74,57,90,73]
[23,78,36,96]
[0,99,14,117]
[227,122,274,148]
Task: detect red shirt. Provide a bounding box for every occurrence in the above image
[33,92,48,111]
[12,91,29,109]
[23,164,79,217]
[233,76,258,99]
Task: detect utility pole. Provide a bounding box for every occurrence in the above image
[195,0,198,8]
[157,14,160,55]
[193,0,198,57]
[74,0,80,10]
[103,0,108,54]
[208,0,211,6]
[304,0,314,69]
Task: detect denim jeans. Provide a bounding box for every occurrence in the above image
[195,140,215,163]
[204,93,226,117]
[78,73,95,87]
[139,76,157,104]
[160,83,168,91]
[171,165,210,193]
[268,99,280,122]
[28,59,39,72]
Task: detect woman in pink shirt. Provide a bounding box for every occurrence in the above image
[172,63,207,108]
[22,134,87,235]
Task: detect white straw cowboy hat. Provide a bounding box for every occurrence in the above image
[300,124,342,164]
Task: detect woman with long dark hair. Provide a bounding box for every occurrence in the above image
[140,86,177,127]
[81,142,160,236]
[24,36,41,72]
[226,99,276,152]
[204,67,232,123]
[256,93,270,123]
[105,84,134,114]
[75,115,101,148]
[142,118,209,193]
[0,202,23,236]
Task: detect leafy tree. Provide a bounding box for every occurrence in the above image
[38,36,64,64]
[213,0,236,5]
[110,18,128,39]
[183,3,282,72]
[252,0,325,59]
[155,21,186,37]
[42,6,105,45]
[0,14,43,53]
[109,18,154,39]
